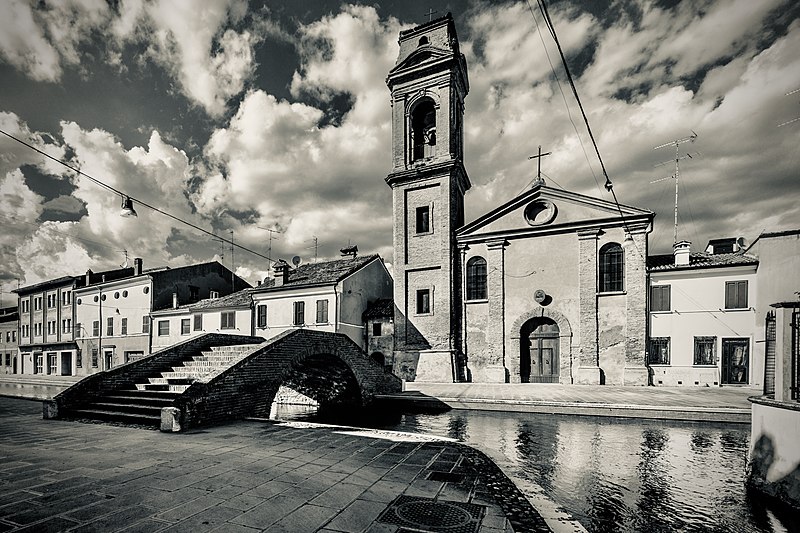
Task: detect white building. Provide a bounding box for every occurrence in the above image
[150,288,255,351]
[647,239,759,386]
[251,254,393,350]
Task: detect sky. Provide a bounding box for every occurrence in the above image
[1,0,798,295]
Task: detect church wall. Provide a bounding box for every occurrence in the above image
[598,293,627,384]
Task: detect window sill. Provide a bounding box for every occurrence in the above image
[692,364,717,368]
[648,363,671,367]
[598,291,626,297]
[465,299,488,304]
[650,310,671,314]
[414,312,434,317]
[723,307,752,312]
[413,231,434,237]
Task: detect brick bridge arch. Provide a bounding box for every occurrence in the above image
[174,329,402,429]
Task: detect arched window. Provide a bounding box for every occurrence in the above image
[418,36,429,46]
[466,257,487,300]
[599,243,624,292]
[411,99,436,161]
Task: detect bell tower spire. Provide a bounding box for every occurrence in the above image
[386,13,470,382]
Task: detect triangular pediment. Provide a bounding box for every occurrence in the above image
[457,185,653,240]
[389,46,453,76]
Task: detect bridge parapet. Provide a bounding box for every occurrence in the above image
[170,329,402,431]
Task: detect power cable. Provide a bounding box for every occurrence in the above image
[0,129,273,263]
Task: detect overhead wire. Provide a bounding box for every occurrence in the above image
[524,0,603,196]
[0,128,273,263]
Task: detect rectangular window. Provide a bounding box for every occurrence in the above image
[415,205,430,234]
[373,322,382,337]
[92,321,100,337]
[193,314,203,331]
[48,353,57,375]
[62,291,71,306]
[257,305,267,328]
[4,353,10,366]
[76,350,82,368]
[210,290,219,299]
[725,280,748,309]
[293,302,305,326]
[416,289,431,315]
[35,353,43,374]
[75,323,82,338]
[107,317,113,336]
[316,300,329,324]
[35,297,41,310]
[121,318,127,335]
[694,336,716,366]
[650,285,671,312]
[221,311,236,329]
[142,316,150,334]
[181,318,190,335]
[11,331,15,342]
[91,349,98,368]
[648,337,670,365]
[157,320,169,336]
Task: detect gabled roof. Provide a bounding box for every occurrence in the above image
[457,184,653,241]
[363,298,394,319]
[647,252,759,272]
[255,254,382,293]
[176,288,254,311]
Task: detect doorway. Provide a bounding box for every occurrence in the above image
[520,317,559,383]
[60,351,72,376]
[104,350,113,371]
[721,338,749,384]
[12,356,16,374]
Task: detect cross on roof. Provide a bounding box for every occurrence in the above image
[528,145,552,187]
[425,8,438,22]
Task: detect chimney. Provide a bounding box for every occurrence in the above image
[673,240,691,266]
[134,258,143,276]
[85,269,92,285]
[272,259,290,287]
[172,292,178,309]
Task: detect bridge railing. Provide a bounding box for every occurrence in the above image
[43,333,264,420]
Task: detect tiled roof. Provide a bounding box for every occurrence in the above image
[13,275,77,294]
[363,298,394,319]
[647,252,759,271]
[257,254,381,291]
[178,288,254,311]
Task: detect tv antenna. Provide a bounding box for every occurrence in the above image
[778,88,799,128]
[653,131,698,245]
[257,226,281,265]
[306,236,318,263]
[119,249,129,268]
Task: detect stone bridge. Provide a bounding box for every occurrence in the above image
[45,330,402,432]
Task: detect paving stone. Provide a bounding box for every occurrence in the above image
[310,482,367,510]
[154,495,224,522]
[115,518,172,532]
[229,493,307,529]
[218,493,265,512]
[12,515,79,533]
[158,505,241,532]
[263,503,339,532]
[325,499,388,533]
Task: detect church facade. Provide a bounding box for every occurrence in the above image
[387,14,654,385]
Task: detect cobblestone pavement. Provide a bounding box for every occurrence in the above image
[0,397,552,532]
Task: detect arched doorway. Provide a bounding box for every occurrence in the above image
[520,317,559,383]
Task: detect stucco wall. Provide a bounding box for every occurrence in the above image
[340,259,393,349]
[152,308,253,350]
[253,287,337,343]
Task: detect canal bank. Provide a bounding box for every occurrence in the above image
[377,383,755,423]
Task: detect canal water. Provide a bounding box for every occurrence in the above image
[272,405,798,532]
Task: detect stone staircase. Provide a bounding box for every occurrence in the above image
[64,345,254,427]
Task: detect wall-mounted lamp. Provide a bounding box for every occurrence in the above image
[622,233,634,248]
[120,196,138,217]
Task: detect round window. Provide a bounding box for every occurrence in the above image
[93,295,99,303]
[143,287,149,294]
[114,292,120,299]
[122,290,128,298]
[524,199,557,226]
[76,298,82,305]
[101,294,107,301]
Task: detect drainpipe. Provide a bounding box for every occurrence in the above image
[98,285,102,372]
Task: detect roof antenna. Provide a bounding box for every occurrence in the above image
[120,250,129,268]
[653,132,699,246]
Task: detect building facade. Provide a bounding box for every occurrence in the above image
[150,288,255,351]
[74,260,248,375]
[0,306,19,374]
[387,14,653,385]
[647,240,759,387]
[251,255,393,350]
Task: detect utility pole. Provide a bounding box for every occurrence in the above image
[653,132,698,245]
[229,230,235,290]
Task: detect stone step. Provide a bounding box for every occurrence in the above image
[209,345,254,352]
[161,371,207,380]
[118,388,181,400]
[101,394,176,407]
[64,408,161,427]
[88,402,163,416]
[135,383,191,392]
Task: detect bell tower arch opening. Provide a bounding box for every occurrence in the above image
[410,98,437,161]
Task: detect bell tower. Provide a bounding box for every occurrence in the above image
[385,13,470,382]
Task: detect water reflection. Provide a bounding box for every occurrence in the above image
[274,404,797,532]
